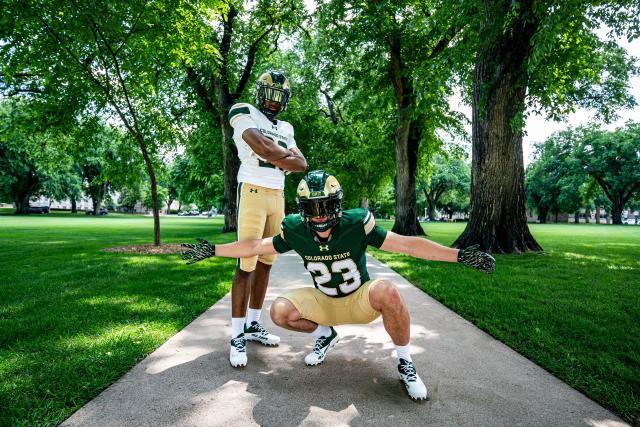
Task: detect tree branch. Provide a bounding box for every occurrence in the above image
[3,88,44,96]
[35,11,129,127]
[0,72,43,78]
[427,23,462,60]
[233,27,274,99]
[219,5,237,75]
[185,65,218,116]
[592,175,614,202]
[93,22,143,137]
[114,0,150,56]
[623,182,640,204]
[320,88,339,125]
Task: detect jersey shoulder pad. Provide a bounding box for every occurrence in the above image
[228,103,258,125]
[281,214,304,234]
[341,208,375,234]
[278,120,294,133]
[341,208,368,225]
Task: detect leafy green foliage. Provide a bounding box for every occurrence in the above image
[371,220,640,425]
[575,123,640,223]
[1,0,212,241]
[0,214,235,426]
[419,154,470,220]
[526,130,588,222]
[0,99,74,212]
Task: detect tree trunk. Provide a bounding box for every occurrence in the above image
[92,197,101,215]
[454,0,542,253]
[538,207,549,224]
[611,197,623,224]
[71,197,77,213]
[595,206,601,224]
[574,212,579,223]
[166,198,174,214]
[90,183,108,216]
[360,198,369,210]
[13,170,39,214]
[138,138,160,245]
[219,111,239,233]
[392,119,419,235]
[423,189,437,221]
[387,33,423,237]
[14,193,30,214]
[584,208,590,223]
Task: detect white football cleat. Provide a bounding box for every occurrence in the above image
[244,321,281,346]
[304,327,339,366]
[229,333,247,368]
[398,358,428,400]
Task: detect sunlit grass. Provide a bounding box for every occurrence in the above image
[371,220,640,425]
[1,212,638,425]
[0,212,235,426]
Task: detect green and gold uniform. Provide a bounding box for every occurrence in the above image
[273,208,387,297]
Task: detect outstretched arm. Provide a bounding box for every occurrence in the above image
[379,231,458,262]
[379,231,495,273]
[182,237,278,265]
[216,238,278,258]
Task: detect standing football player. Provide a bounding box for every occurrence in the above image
[225,70,307,367]
[182,170,495,400]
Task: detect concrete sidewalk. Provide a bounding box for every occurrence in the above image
[63,253,628,427]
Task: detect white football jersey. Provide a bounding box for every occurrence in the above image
[228,103,296,190]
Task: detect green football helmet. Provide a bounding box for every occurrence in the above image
[296,170,343,232]
[255,70,291,119]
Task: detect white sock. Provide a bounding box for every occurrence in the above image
[246,308,261,325]
[395,344,412,362]
[232,317,245,338]
[311,325,332,338]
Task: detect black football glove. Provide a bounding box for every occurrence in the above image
[457,244,495,273]
[181,238,216,265]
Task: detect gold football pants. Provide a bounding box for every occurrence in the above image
[236,182,285,272]
[280,279,383,326]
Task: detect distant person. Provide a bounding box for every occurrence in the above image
[224,70,307,367]
[183,170,495,400]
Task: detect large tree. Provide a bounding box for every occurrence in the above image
[420,155,471,221]
[2,0,194,244]
[525,131,588,223]
[312,0,469,235]
[0,99,70,213]
[272,46,397,211]
[180,0,307,232]
[575,123,640,224]
[454,0,638,252]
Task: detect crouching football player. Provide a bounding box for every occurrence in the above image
[182,170,495,400]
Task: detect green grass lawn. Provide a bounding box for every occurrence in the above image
[1,213,638,425]
[371,220,639,425]
[0,212,236,426]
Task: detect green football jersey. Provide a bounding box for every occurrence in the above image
[272,208,387,297]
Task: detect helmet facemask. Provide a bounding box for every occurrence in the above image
[298,193,343,232]
[296,170,343,232]
[255,71,291,120]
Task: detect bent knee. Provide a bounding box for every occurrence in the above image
[270,297,298,325]
[369,280,403,310]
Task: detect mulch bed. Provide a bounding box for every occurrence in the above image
[102,244,184,254]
